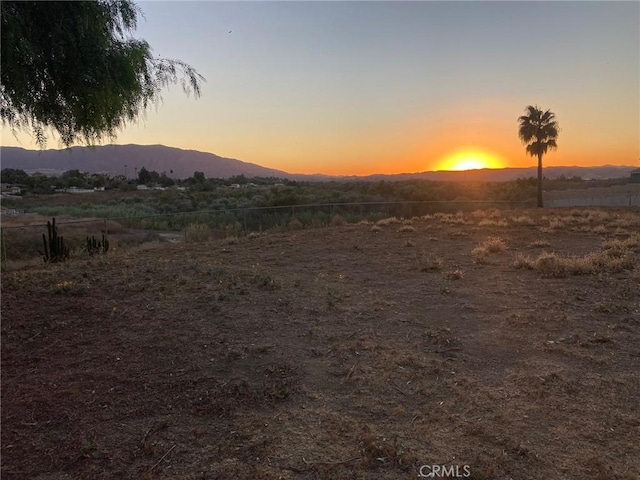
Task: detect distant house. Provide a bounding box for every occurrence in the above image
[0,184,21,195]
[631,168,640,184]
[67,186,95,194]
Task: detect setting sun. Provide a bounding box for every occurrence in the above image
[436,149,504,171]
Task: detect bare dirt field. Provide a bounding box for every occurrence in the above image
[2,208,639,480]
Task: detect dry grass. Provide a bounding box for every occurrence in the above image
[483,237,508,252]
[375,217,401,226]
[3,210,640,480]
[1,218,126,261]
[398,225,416,233]
[418,252,444,271]
[478,218,508,227]
[511,215,535,225]
[608,215,639,229]
[432,212,471,225]
[288,218,304,230]
[514,247,636,278]
[472,237,507,264]
[528,239,551,249]
[471,246,490,264]
[331,214,346,227]
[548,218,566,229]
[601,238,637,255]
[184,222,210,243]
[444,268,464,280]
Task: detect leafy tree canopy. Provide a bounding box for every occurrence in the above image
[1,0,205,148]
[138,166,152,185]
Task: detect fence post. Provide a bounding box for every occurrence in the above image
[0,227,6,269]
[183,212,187,242]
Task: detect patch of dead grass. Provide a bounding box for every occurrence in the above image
[514,248,636,278]
[478,218,508,227]
[375,217,401,226]
[511,215,535,225]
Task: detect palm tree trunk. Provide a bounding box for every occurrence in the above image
[537,153,544,208]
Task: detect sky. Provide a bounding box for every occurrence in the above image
[1,1,639,175]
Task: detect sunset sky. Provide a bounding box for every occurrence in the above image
[1,1,639,175]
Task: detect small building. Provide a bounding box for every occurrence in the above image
[67,186,95,194]
[1,183,21,195]
[631,168,640,184]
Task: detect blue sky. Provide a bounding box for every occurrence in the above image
[2,1,638,174]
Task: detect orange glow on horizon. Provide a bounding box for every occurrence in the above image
[435,148,505,172]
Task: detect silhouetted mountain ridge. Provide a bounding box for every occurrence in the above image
[1,144,636,181]
[0,144,289,179]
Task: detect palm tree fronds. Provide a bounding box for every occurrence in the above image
[518,105,559,208]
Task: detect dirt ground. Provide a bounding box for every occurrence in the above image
[2,208,639,480]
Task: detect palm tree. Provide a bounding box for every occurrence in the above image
[518,105,559,207]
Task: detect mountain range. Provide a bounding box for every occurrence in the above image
[1,144,637,182]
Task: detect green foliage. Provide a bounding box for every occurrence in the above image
[86,234,109,255]
[137,166,152,185]
[39,218,70,263]
[0,168,29,185]
[1,0,204,147]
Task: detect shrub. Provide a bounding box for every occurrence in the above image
[483,237,507,253]
[331,214,346,227]
[511,215,534,225]
[527,239,550,248]
[514,249,635,278]
[472,246,490,264]
[534,252,567,277]
[478,219,508,227]
[513,253,535,270]
[288,218,304,230]
[419,253,443,271]
[445,268,464,280]
[376,217,401,226]
[185,222,210,243]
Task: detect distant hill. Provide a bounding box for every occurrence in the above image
[0,144,636,181]
[351,165,638,182]
[0,144,290,179]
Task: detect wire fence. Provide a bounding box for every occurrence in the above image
[1,199,533,264]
